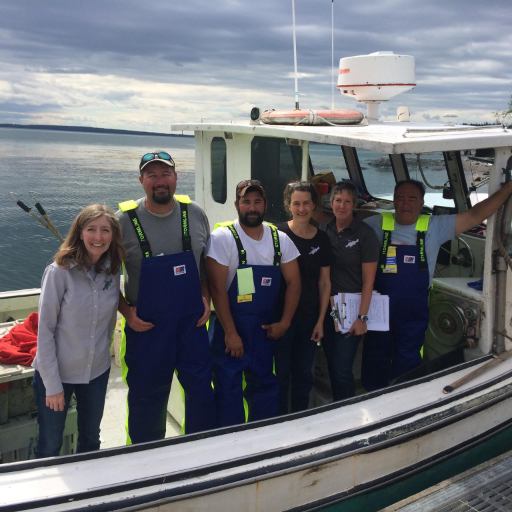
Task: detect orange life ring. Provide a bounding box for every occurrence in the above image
[260,109,364,126]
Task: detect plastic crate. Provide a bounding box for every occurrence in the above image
[0,407,78,463]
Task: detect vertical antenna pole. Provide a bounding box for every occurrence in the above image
[292,0,300,110]
[331,0,335,110]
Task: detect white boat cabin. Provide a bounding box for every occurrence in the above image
[171,117,512,378]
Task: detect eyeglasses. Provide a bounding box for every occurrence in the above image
[140,152,175,168]
[236,179,263,192]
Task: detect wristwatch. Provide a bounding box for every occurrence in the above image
[358,314,369,322]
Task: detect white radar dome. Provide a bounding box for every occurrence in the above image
[337,51,415,102]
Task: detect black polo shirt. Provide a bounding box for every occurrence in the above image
[320,216,380,295]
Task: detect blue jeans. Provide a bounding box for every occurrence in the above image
[322,313,362,401]
[274,313,318,415]
[32,368,110,458]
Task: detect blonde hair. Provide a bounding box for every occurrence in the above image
[54,204,126,275]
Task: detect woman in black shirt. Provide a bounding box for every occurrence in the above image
[275,182,333,414]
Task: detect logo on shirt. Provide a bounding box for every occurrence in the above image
[404,256,416,263]
[309,247,320,255]
[102,279,113,291]
[174,265,187,276]
[346,239,359,248]
[261,278,272,286]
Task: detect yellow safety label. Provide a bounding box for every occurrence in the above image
[237,294,253,303]
[384,246,397,273]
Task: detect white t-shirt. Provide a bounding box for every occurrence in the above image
[206,220,300,290]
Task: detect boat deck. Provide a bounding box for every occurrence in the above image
[384,450,512,511]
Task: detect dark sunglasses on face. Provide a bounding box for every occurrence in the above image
[140,152,175,168]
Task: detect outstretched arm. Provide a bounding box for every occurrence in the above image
[205,257,244,358]
[455,180,512,236]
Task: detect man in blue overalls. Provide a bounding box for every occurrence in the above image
[363,178,512,391]
[117,151,216,443]
[206,180,301,427]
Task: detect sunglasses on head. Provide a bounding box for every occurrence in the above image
[288,181,314,189]
[140,152,175,168]
[236,179,262,191]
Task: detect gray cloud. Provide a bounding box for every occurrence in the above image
[0,0,510,129]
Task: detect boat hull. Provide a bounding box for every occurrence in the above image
[3,358,512,512]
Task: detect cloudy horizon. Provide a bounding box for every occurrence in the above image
[0,0,510,132]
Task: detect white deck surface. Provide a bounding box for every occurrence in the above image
[99,359,181,450]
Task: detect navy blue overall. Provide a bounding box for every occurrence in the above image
[211,223,281,427]
[362,213,430,391]
[120,196,216,444]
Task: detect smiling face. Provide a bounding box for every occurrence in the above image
[289,190,315,223]
[235,190,266,228]
[80,215,113,265]
[139,161,177,206]
[332,189,356,224]
[394,183,424,225]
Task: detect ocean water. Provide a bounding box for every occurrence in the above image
[0,128,195,292]
[0,127,450,293]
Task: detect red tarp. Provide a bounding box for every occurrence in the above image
[0,312,38,366]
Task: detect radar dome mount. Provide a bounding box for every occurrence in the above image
[337,51,415,121]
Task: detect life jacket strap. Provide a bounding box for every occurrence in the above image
[378,213,430,271]
[120,195,193,258]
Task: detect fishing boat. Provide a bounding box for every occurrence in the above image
[2,51,512,511]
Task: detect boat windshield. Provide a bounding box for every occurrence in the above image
[309,143,349,182]
[403,152,455,209]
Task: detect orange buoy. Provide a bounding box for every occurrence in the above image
[260,109,364,126]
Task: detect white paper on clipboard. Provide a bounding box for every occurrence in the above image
[333,292,389,332]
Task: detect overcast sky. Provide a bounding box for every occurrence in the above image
[0,0,510,132]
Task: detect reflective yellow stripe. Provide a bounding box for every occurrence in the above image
[174,194,191,204]
[416,214,430,232]
[381,211,395,231]
[381,212,430,232]
[214,220,236,230]
[119,199,138,212]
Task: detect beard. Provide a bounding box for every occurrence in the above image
[151,186,172,205]
[239,210,264,228]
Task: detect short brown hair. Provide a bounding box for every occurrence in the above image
[283,181,318,216]
[330,180,359,205]
[54,204,126,275]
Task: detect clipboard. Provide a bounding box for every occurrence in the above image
[329,296,342,332]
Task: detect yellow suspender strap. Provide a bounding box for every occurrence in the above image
[119,199,138,212]
[174,194,192,204]
[415,214,430,232]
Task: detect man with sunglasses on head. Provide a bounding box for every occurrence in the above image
[116,151,216,444]
[205,180,301,427]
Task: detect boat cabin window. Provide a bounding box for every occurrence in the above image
[404,152,455,210]
[355,148,398,201]
[309,143,349,181]
[211,137,227,204]
[251,137,302,222]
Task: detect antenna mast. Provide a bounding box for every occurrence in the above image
[331,0,335,110]
[292,0,299,110]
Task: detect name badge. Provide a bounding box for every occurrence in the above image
[384,246,397,274]
[404,255,416,264]
[261,278,272,286]
[237,294,253,303]
[174,265,186,276]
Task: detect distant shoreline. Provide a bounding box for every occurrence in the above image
[0,124,193,138]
